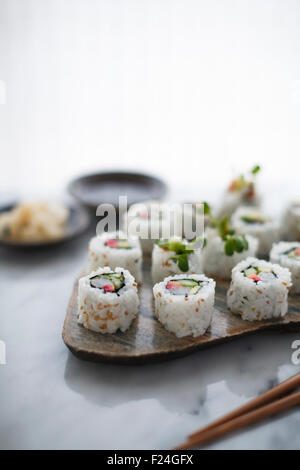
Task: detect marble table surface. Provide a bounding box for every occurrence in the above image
[0,225,300,450]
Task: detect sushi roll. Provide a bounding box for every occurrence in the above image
[153,274,215,337]
[227,257,292,321]
[78,266,139,334]
[281,201,300,241]
[270,242,300,294]
[217,165,261,218]
[124,201,182,255]
[181,201,211,239]
[231,207,279,257]
[87,231,142,283]
[151,236,203,284]
[203,228,258,280]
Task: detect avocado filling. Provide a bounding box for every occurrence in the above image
[166,278,205,296]
[90,272,125,293]
[242,265,277,283]
[282,247,300,261]
[105,238,131,249]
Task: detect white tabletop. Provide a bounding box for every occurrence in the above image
[0,222,299,450]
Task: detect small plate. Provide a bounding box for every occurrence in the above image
[68,171,168,209]
[0,202,91,249]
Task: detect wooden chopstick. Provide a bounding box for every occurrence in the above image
[174,372,300,450]
[175,389,300,449]
[189,372,300,440]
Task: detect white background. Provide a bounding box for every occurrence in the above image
[0,0,299,206]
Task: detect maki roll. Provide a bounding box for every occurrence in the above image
[270,242,300,294]
[87,231,142,283]
[124,201,182,255]
[203,227,258,280]
[153,274,215,338]
[231,207,279,257]
[151,236,203,284]
[181,201,211,239]
[78,266,139,334]
[227,257,292,321]
[281,201,300,241]
[217,165,261,218]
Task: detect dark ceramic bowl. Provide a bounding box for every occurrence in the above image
[68,171,168,210]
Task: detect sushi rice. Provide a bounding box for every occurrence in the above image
[151,236,203,284]
[125,201,182,255]
[78,266,139,334]
[281,201,300,241]
[270,242,300,294]
[153,274,215,337]
[217,167,261,218]
[203,228,258,280]
[227,257,292,321]
[181,202,208,239]
[87,231,142,283]
[231,206,279,257]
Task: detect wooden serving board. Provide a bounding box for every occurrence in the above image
[63,262,300,364]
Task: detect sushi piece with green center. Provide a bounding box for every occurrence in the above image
[231,207,279,256]
[105,238,132,249]
[78,266,139,334]
[153,274,216,337]
[152,236,203,283]
[87,230,142,282]
[227,257,292,321]
[216,165,261,218]
[270,242,300,294]
[155,238,197,272]
[242,264,277,283]
[283,246,300,260]
[240,213,271,225]
[166,278,203,296]
[280,201,300,241]
[90,272,125,293]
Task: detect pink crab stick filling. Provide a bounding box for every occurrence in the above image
[103,284,115,292]
[139,211,149,219]
[247,274,262,282]
[166,281,181,289]
[105,239,119,248]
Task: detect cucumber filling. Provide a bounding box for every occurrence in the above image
[166,278,205,296]
[242,265,277,282]
[105,239,132,249]
[282,247,300,260]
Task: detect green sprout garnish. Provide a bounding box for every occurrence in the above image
[156,238,198,272]
[170,253,190,272]
[209,215,249,257]
[251,165,261,175]
[224,234,249,256]
[203,201,211,216]
[228,165,261,193]
[216,216,235,239]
